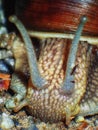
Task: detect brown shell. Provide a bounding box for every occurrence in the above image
[15,0,98,36]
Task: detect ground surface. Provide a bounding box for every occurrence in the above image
[0,91,98,130]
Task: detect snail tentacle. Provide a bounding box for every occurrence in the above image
[61,16,87,94]
[9,15,47,89]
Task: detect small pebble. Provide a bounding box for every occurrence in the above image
[94,119,98,126]
[75,116,85,123]
[0,113,14,129]
[0,98,3,104]
[13,118,20,126]
[28,124,39,130]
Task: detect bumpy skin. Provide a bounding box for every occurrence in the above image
[26,39,90,124]
[79,49,98,116]
[5,36,98,124]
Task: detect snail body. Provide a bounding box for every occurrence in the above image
[5,16,98,125]
[79,50,98,116]
[26,39,90,124]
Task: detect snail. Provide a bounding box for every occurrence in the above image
[0,0,96,126]
[4,15,98,125]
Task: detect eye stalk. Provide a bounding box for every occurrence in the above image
[9,15,47,89]
[61,16,87,94]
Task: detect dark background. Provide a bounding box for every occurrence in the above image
[3,0,16,32]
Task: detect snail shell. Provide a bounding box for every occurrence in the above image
[15,0,98,36]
